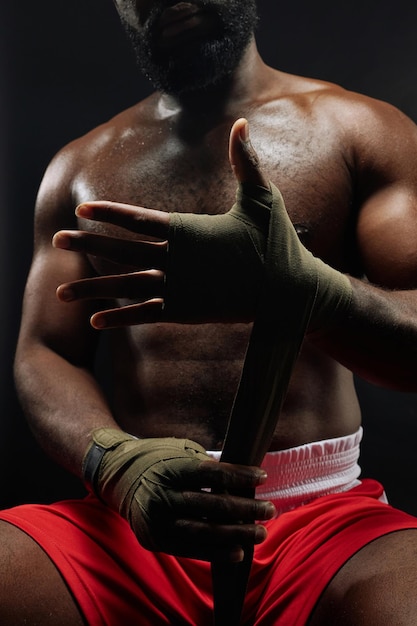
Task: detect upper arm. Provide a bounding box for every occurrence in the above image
[17,147,99,368]
[354,102,417,289]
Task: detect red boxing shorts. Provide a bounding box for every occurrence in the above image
[2,479,417,624]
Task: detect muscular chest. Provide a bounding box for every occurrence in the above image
[73,112,357,273]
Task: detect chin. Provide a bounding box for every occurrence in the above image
[143,37,251,96]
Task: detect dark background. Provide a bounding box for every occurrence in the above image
[2,0,417,512]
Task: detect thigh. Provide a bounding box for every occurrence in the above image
[0,520,86,625]
[309,529,417,626]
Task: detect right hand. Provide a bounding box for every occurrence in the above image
[53,118,271,327]
[83,429,276,562]
[54,118,351,331]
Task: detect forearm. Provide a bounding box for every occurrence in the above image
[14,342,118,478]
[310,276,417,391]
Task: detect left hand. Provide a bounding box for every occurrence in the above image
[53,118,269,328]
[84,428,275,562]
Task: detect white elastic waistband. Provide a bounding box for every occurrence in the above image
[208,427,363,514]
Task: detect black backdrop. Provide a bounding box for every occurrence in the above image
[2,0,417,513]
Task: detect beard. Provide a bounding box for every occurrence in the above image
[120,0,258,96]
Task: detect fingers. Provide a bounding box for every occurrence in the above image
[90,299,165,329]
[229,118,269,188]
[55,271,165,328]
[180,490,276,524]
[143,491,274,561]
[75,200,170,239]
[52,231,168,270]
[196,460,268,491]
[56,270,165,303]
[144,461,276,561]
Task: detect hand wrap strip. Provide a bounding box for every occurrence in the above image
[82,428,210,551]
[213,182,353,467]
[166,182,352,330]
[208,184,352,624]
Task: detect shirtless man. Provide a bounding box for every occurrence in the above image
[4,0,417,624]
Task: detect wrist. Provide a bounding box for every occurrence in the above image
[82,440,107,495]
[81,428,135,495]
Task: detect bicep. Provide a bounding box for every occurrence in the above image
[18,155,99,367]
[357,184,417,289]
[18,242,99,368]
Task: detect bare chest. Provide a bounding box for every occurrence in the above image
[70,110,359,439]
[72,114,357,272]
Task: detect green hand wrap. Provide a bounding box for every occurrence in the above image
[166,183,270,321]
[165,182,352,330]
[82,428,211,551]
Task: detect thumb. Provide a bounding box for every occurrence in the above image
[229,118,269,188]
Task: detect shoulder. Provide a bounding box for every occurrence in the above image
[283,72,417,171]
[274,69,415,130]
[42,95,156,186]
[302,75,417,147]
[260,69,417,188]
[263,68,417,150]
[35,95,157,228]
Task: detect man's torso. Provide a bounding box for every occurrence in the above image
[67,73,364,450]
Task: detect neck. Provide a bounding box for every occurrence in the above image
[156,39,274,117]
